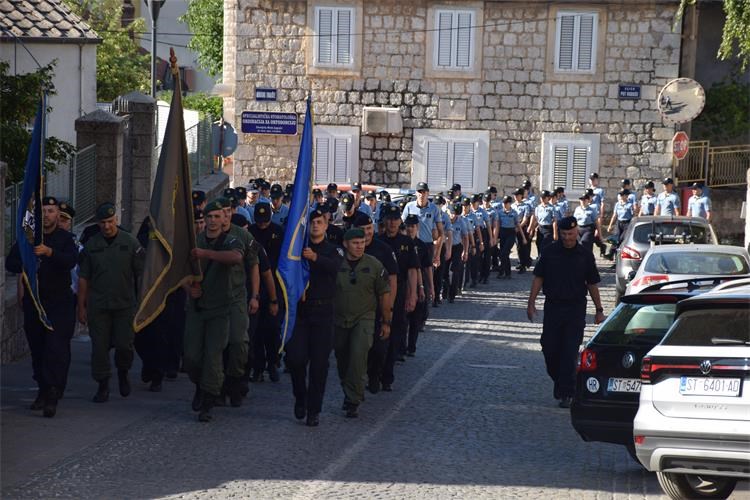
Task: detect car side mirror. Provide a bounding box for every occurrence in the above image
[627,270,637,281]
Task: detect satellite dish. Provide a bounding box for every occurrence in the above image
[657,78,705,124]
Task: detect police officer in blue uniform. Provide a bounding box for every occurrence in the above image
[608,189,635,247]
[270,185,290,227]
[512,188,533,272]
[574,193,599,253]
[638,181,658,216]
[687,182,712,221]
[531,190,559,255]
[447,201,469,302]
[527,216,605,408]
[655,177,681,216]
[497,195,527,279]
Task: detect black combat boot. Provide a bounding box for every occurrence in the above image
[149,371,163,392]
[228,377,243,408]
[92,378,110,403]
[43,387,59,418]
[198,394,214,422]
[29,387,45,410]
[118,370,131,397]
[191,384,203,412]
[267,365,280,382]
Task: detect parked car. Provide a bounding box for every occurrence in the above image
[625,244,750,295]
[633,278,750,499]
[570,278,739,463]
[614,216,717,301]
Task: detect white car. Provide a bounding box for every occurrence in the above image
[633,278,750,499]
[625,244,750,295]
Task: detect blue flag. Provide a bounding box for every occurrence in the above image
[17,96,52,330]
[277,97,313,348]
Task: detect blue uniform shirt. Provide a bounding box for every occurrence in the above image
[688,195,711,219]
[574,205,597,226]
[449,216,468,245]
[402,201,440,243]
[614,201,634,222]
[236,205,252,223]
[555,198,570,217]
[472,207,487,229]
[497,208,519,229]
[271,203,289,227]
[640,193,657,215]
[512,201,531,221]
[464,211,478,233]
[657,192,681,215]
[591,187,605,208]
[534,204,558,226]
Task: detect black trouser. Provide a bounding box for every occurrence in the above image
[23,295,76,392]
[480,228,491,280]
[467,237,481,285]
[406,298,427,354]
[541,300,586,399]
[616,220,631,246]
[253,303,282,374]
[284,301,334,415]
[134,290,185,380]
[369,286,407,385]
[517,227,532,267]
[448,243,464,300]
[498,227,516,276]
[434,245,446,301]
[578,225,595,253]
[537,225,554,255]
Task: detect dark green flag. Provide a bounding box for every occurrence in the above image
[134,57,201,332]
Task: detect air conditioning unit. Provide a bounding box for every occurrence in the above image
[362,107,403,135]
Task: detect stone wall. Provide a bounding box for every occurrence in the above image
[227,0,680,197]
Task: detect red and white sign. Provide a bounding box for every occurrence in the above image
[672,131,689,160]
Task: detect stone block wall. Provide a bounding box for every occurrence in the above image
[226,0,680,197]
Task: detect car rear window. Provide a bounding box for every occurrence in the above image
[594,303,676,345]
[632,223,711,244]
[662,308,750,346]
[643,252,749,275]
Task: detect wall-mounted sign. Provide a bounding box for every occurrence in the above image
[255,88,277,101]
[618,84,641,100]
[241,111,298,135]
[657,78,706,124]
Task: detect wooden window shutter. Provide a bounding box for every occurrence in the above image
[452,142,475,191]
[557,15,575,71]
[553,145,569,188]
[427,141,449,188]
[317,8,333,64]
[333,137,349,183]
[571,146,588,190]
[577,14,595,71]
[437,12,453,67]
[314,137,330,184]
[455,12,472,67]
[336,9,351,65]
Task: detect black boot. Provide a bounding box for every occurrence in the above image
[198,394,214,422]
[29,388,45,410]
[191,384,203,412]
[92,378,110,403]
[149,371,163,392]
[43,387,59,418]
[267,365,280,382]
[228,377,243,408]
[118,370,131,397]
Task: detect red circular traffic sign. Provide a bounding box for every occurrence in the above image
[672,131,689,160]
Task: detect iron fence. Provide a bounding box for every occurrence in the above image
[673,140,749,188]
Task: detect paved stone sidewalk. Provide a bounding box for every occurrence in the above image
[2,261,748,499]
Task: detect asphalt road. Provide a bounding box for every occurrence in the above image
[2,260,749,499]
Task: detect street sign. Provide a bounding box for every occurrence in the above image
[672,131,689,160]
[255,88,277,101]
[241,111,298,135]
[618,84,641,100]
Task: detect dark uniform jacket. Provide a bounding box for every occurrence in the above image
[533,241,600,303]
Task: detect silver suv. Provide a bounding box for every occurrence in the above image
[614,216,718,301]
[633,278,750,499]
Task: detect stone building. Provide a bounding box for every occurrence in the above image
[224,0,684,197]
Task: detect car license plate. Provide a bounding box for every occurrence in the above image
[679,377,741,397]
[607,378,641,393]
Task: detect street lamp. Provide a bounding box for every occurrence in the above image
[144,0,165,97]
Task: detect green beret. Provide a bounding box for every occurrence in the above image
[216,197,231,208]
[343,227,365,241]
[204,200,224,214]
[95,202,116,221]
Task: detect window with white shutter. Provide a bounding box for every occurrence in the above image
[314,126,359,185]
[554,11,598,73]
[314,6,354,68]
[541,133,600,196]
[413,130,488,193]
[434,9,475,70]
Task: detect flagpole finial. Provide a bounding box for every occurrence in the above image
[169,48,178,76]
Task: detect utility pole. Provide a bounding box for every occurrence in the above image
[145,0,165,97]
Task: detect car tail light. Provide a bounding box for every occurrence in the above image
[621,246,641,260]
[634,435,645,446]
[631,274,669,288]
[578,348,597,372]
[640,356,652,383]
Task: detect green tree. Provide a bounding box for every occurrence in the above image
[157,90,222,119]
[678,0,750,70]
[179,0,223,78]
[63,0,150,101]
[0,61,75,183]
[692,76,750,145]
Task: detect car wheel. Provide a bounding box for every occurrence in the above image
[656,472,737,499]
[625,444,643,467]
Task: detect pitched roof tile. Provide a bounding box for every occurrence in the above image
[0,0,99,42]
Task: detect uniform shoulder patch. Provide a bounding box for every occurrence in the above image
[336,247,344,257]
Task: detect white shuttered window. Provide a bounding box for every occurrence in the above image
[413,130,489,193]
[555,11,597,73]
[315,7,354,67]
[541,133,600,196]
[314,126,359,185]
[434,9,475,70]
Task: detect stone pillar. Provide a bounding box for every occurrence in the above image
[75,109,127,220]
[114,92,156,231]
[0,161,6,358]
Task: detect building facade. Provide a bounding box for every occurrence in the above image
[224,0,682,196]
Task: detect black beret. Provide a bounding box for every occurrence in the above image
[309,208,326,222]
[585,188,595,196]
[270,189,284,199]
[522,179,532,188]
[42,196,58,206]
[487,185,498,194]
[271,183,283,192]
[379,191,391,202]
[483,193,491,201]
[204,200,223,214]
[95,202,116,221]
[579,192,590,200]
[589,172,599,179]
[352,211,373,227]
[559,216,578,230]
[451,183,462,191]
[383,204,401,219]
[554,186,565,194]
[644,181,655,189]
[540,190,552,198]
[235,186,247,198]
[58,202,75,218]
[662,177,674,185]
[365,191,377,200]
[502,195,513,204]
[620,178,631,186]
[343,227,365,240]
[404,214,420,225]
[451,202,462,214]
[327,182,338,191]
[416,181,429,192]
[351,182,362,192]
[285,183,294,194]
[513,188,525,196]
[619,189,631,196]
[231,213,248,227]
[217,197,231,208]
[193,209,204,221]
[461,196,471,206]
[471,194,482,203]
[312,188,323,196]
[326,196,339,212]
[192,190,206,205]
[691,182,703,189]
[254,202,271,223]
[223,187,236,198]
[341,193,355,206]
[434,195,446,205]
[248,183,259,193]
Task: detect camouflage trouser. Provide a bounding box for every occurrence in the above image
[183,307,230,396]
